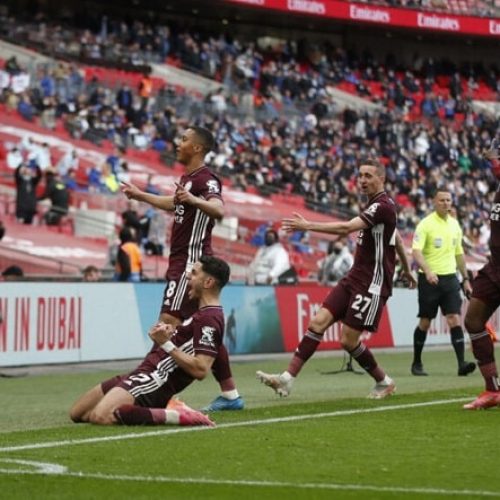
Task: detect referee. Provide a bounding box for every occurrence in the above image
[411,188,476,377]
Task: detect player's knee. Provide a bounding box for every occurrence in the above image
[69,408,83,423]
[308,318,328,335]
[464,314,482,335]
[340,338,356,351]
[89,409,115,426]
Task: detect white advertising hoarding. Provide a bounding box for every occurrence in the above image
[0,283,148,366]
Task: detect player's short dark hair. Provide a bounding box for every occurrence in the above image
[359,157,385,177]
[188,126,215,154]
[200,255,230,289]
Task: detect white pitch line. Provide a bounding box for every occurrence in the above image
[0,458,67,474]
[0,397,471,453]
[0,469,499,497]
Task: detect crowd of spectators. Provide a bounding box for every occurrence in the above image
[2,11,499,111]
[0,13,498,255]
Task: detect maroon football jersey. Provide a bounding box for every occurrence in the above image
[344,191,397,297]
[172,305,224,356]
[143,305,225,397]
[168,166,223,277]
[489,188,500,267]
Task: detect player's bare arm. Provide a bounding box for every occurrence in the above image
[282,212,367,236]
[174,182,224,220]
[121,181,175,211]
[168,352,215,380]
[149,323,215,379]
[395,231,417,289]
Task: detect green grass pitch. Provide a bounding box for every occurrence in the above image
[1,349,499,499]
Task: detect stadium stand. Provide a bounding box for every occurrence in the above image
[0,0,497,280]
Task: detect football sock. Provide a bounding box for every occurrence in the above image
[221,390,239,400]
[413,327,427,365]
[114,405,166,425]
[165,410,181,425]
[349,343,385,382]
[469,331,499,392]
[450,326,465,364]
[287,329,322,377]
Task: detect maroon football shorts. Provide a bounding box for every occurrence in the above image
[322,280,388,332]
[101,351,176,408]
[160,272,198,320]
[471,262,500,308]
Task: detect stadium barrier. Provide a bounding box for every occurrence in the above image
[1,282,497,367]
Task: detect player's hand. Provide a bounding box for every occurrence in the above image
[174,182,197,206]
[149,322,175,344]
[121,181,142,200]
[282,212,309,233]
[402,270,417,289]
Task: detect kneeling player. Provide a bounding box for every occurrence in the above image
[69,256,230,426]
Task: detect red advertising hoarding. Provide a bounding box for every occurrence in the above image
[275,285,395,351]
[227,0,500,38]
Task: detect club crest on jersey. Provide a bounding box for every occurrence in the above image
[364,203,379,217]
[184,181,193,192]
[206,179,220,194]
[200,326,216,347]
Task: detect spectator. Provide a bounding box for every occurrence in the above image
[318,239,354,286]
[114,226,142,282]
[102,163,120,194]
[138,72,153,110]
[4,56,21,75]
[121,199,147,242]
[15,163,42,224]
[57,150,79,177]
[248,228,292,285]
[6,147,23,170]
[87,164,103,192]
[143,208,167,256]
[2,265,24,281]
[63,168,86,192]
[82,265,101,282]
[38,169,70,225]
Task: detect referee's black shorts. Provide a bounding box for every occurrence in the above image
[417,273,462,319]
